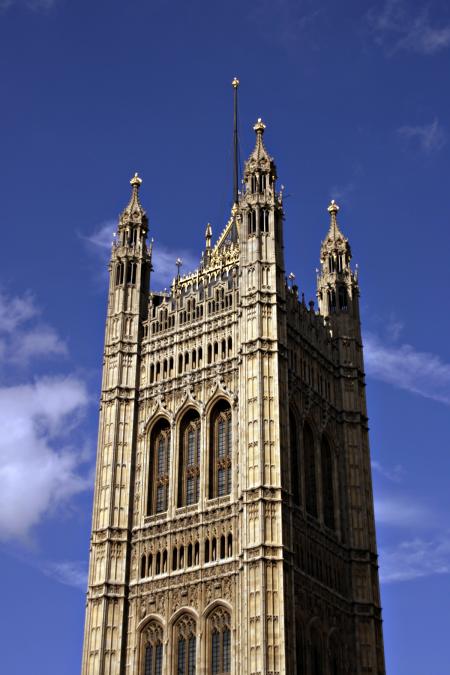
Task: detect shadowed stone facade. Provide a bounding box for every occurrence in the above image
[81,119,385,675]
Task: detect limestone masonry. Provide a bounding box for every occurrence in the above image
[82,115,385,675]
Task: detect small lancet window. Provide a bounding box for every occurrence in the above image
[261,208,269,233]
[338,286,348,311]
[247,209,256,235]
[304,422,317,518]
[328,290,336,313]
[115,262,125,286]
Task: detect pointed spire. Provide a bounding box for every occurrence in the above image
[327,199,340,240]
[243,117,277,187]
[205,222,212,249]
[119,172,148,229]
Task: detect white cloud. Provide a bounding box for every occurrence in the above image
[41,560,88,590]
[375,495,431,528]
[84,222,198,290]
[0,291,67,365]
[0,376,90,542]
[372,460,404,483]
[368,0,450,55]
[380,534,450,583]
[364,332,450,406]
[398,118,447,153]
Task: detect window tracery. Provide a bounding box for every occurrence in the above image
[142,621,163,675]
[321,436,335,530]
[148,421,170,515]
[304,422,317,517]
[175,614,197,675]
[209,607,231,674]
[209,402,232,499]
[178,412,201,507]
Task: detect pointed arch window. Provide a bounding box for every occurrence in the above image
[247,209,256,235]
[338,286,348,311]
[327,289,336,313]
[209,401,232,498]
[175,614,196,675]
[142,621,163,675]
[321,436,335,530]
[261,208,269,233]
[178,411,201,507]
[210,607,231,674]
[290,411,301,506]
[147,421,170,515]
[303,422,317,517]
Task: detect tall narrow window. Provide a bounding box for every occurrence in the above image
[338,286,348,311]
[321,436,335,530]
[142,621,163,675]
[175,615,196,675]
[247,209,256,234]
[261,208,269,233]
[210,607,231,674]
[178,411,201,507]
[310,627,323,675]
[147,421,170,515]
[290,411,301,506]
[304,422,317,517]
[209,401,232,499]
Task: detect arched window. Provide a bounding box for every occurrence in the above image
[142,621,163,675]
[338,286,348,311]
[310,625,323,675]
[296,621,305,675]
[178,411,201,506]
[115,261,125,285]
[328,632,342,675]
[303,423,317,517]
[175,614,196,675]
[321,436,335,530]
[209,607,231,674]
[290,411,301,506]
[209,401,232,498]
[261,208,269,233]
[328,289,336,313]
[147,421,170,515]
[247,209,256,234]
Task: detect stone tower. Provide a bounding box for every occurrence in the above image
[82,94,385,675]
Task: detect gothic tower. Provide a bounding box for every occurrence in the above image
[82,86,385,675]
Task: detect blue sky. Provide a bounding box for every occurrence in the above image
[0,0,449,673]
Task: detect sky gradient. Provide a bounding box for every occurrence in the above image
[1,1,450,673]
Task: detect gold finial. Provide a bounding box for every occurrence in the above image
[253,117,266,134]
[130,172,142,188]
[232,77,239,88]
[328,199,340,214]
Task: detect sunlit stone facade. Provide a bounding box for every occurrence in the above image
[81,119,385,675]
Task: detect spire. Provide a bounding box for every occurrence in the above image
[205,222,212,249]
[119,172,148,230]
[232,77,239,207]
[317,200,357,318]
[243,118,277,191]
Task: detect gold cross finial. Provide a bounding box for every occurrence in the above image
[253,118,266,134]
[130,172,142,188]
[232,77,239,88]
[328,199,340,214]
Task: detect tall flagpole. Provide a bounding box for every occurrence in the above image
[232,77,239,206]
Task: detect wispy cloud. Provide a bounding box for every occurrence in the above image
[372,460,404,483]
[41,560,88,590]
[375,495,431,528]
[397,118,447,153]
[364,332,450,406]
[0,375,90,542]
[0,290,67,365]
[250,0,322,50]
[380,534,450,583]
[368,0,450,55]
[83,222,198,290]
[0,0,57,10]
